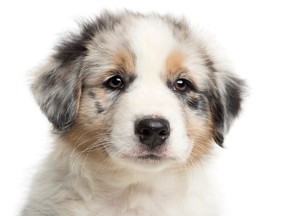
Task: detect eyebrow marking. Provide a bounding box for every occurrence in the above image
[112,49,135,75]
[165,49,185,77]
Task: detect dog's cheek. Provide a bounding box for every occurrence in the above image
[182,100,214,166]
[80,87,118,118]
[62,91,115,161]
[85,89,107,116]
[63,119,110,163]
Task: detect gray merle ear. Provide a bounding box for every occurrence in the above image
[31,58,82,132]
[210,73,245,147]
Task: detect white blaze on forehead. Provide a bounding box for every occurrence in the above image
[128,17,177,80]
[124,16,180,117]
[108,17,192,167]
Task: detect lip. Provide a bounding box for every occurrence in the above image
[137,154,163,160]
[121,150,177,162]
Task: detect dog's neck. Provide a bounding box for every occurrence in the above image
[38,141,219,215]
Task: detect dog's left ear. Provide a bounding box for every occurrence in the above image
[31,57,82,132]
[210,73,246,147]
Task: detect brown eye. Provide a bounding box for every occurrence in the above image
[174,79,189,92]
[106,75,124,90]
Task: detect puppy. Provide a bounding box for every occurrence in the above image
[22,11,245,216]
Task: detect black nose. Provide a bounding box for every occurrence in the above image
[135,118,170,148]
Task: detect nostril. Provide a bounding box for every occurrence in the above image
[159,129,169,136]
[142,128,150,136]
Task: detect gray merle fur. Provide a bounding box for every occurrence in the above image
[208,75,245,147]
[31,13,122,132]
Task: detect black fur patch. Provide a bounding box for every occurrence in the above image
[214,132,224,147]
[95,101,105,114]
[187,97,198,109]
[210,94,225,130]
[225,77,244,117]
[206,89,225,147]
[207,75,245,147]
[88,91,96,99]
[186,94,207,113]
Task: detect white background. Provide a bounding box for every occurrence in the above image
[1,0,288,215]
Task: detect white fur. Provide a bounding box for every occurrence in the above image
[23,143,221,216]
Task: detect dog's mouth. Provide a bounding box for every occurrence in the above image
[135,152,177,162]
[122,152,175,162]
[137,153,163,160]
[119,146,178,164]
[117,149,179,170]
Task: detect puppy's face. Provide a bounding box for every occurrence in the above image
[32,12,244,171]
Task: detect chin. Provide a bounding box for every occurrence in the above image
[21,10,245,216]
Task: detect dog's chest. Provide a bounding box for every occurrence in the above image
[75,168,219,216]
[86,183,189,216]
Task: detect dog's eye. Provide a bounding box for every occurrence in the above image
[174,79,190,92]
[105,75,124,90]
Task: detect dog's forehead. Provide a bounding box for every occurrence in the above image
[124,17,209,88]
[84,15,210,89]
[127,17,179,78]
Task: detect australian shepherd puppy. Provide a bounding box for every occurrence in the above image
[21,10,245,216]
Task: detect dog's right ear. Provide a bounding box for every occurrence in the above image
[31,57,82,132]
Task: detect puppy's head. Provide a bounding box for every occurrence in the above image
[32,11,245,171]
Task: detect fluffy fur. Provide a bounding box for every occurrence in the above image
[22,11,245,216]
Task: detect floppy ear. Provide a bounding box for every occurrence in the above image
[31,58,82,132]
[210,73,245,147]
